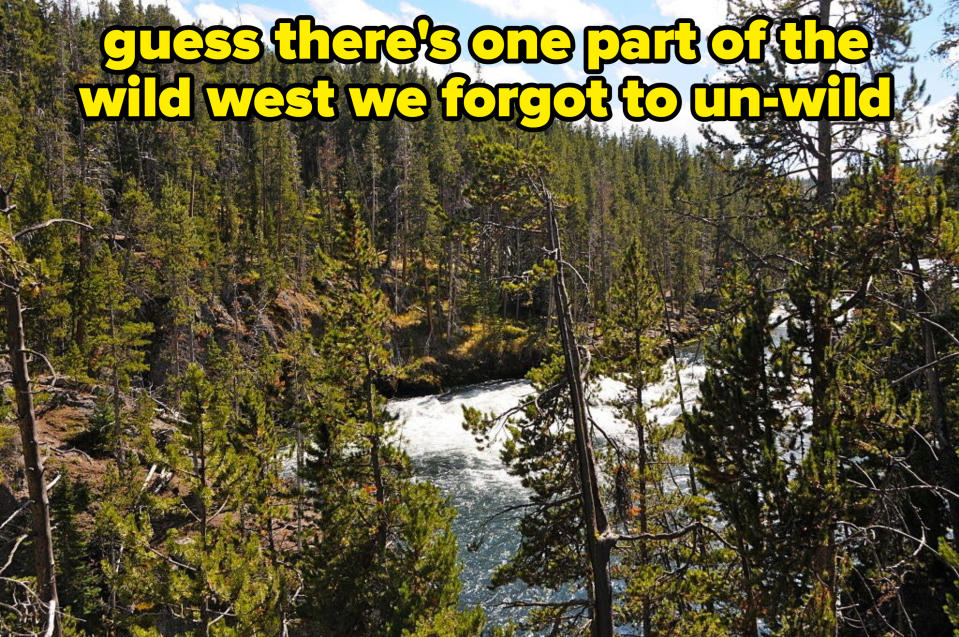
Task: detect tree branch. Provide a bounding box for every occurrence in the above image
[14,219,92,242]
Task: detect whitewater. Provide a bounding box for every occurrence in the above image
[389,346,707,623]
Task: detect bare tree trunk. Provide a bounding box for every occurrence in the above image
[544,195,614,637]
[110,303,125,464]
[0,186,94,637]
[635,380,651,637]
[907,253,959,547]
[5,283,61,636]
[630,317,653,637]
[446,239,456,341]
[737,536,761,637]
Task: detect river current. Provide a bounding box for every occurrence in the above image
[389,349,707,625]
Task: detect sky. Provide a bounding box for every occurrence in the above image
[95,0,958,152]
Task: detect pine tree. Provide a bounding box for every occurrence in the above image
[599,239,725,636]
[697,1,931,632]
[168,363,285,635]
[0,182,71,637]
[84,245,152,459]
[101,363,285,635]
[93,393,164,634]
[464,138,621,636]
[302,211,478,636]
[686,274,790,636]
[600,238,665,636]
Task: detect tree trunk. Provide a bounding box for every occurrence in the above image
[365,357,387,555]
[907,252,959,547]
[636,383,651,637]
[197,403,210,637]
[5,283,61,636]
[737,536,761,637]
[446,238,456,341]
[423,253,434,355]
[110,304,124,464]
[811,2,839,632]
[545,197,614,637]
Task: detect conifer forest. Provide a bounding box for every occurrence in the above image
[7,0,959,635]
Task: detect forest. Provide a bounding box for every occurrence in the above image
[2,0,959,635]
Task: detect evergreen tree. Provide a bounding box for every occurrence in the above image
[686,275,790,636]
[601,239,665,636]
[302,211,478,636]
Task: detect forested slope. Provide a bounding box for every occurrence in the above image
[3,0,959,635]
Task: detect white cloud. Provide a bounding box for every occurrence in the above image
[238,3,292,26]
[75,0,286,29]
[399,1,426,20]
[74,0,105,17]
[416,57,536,84]
[193,3,266,29]
[561,63,583,82]
[463,0,614,30]
[158,0,194,24]
[474,62,537,84]
[948,46,959,68]
[306,0,401,27]
[654,0,726,33]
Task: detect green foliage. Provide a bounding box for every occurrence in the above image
[50,475,102,623]
[0,1,952,635]
[942,537,959,635]
[601,239,665,393]
[93,367,289,635]
[599,238,737,636]
[463,351,591,634]
[302,212,474,636]
[402,605,486,637]
[686,275,790,634]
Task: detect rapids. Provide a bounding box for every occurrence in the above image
[390,347,707,623]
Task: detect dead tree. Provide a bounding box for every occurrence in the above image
[0,182,89,637]
[540,184,615,637]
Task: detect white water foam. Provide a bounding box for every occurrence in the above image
[389,353,709,621]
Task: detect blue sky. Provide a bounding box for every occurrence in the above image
[101,0,957,150]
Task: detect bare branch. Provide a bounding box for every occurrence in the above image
[0,502,30,532]
[22,350,58,388]
[891,351,959,386]
[147,546,197,572]
[0,535,28,575]
[608,521,734,550]
[14,219,92,242]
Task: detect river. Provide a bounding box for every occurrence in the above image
[389,347,707,625]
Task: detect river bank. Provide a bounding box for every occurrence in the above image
[386,306,710,398]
